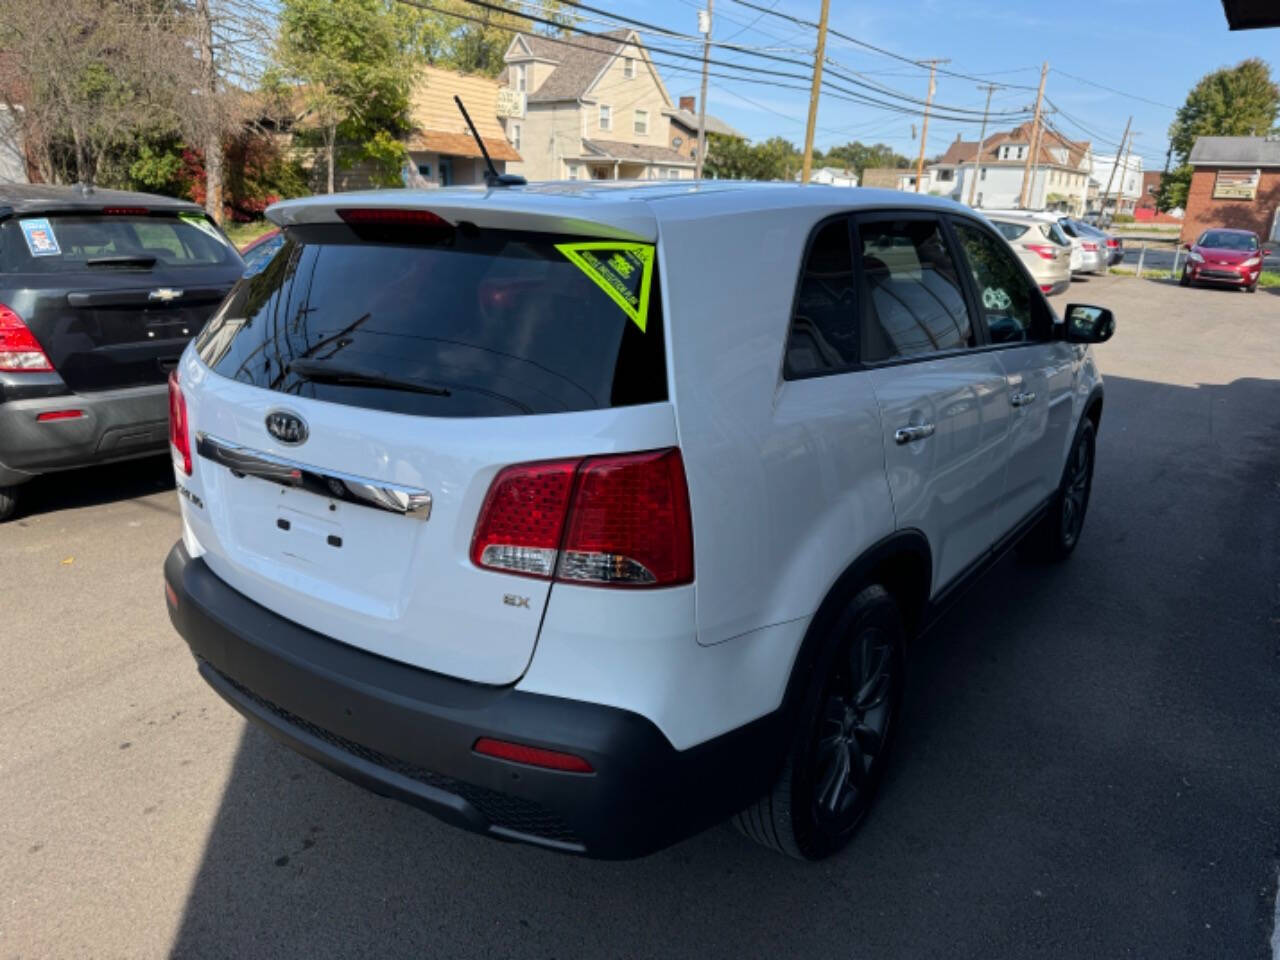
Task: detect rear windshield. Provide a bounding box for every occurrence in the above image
[992,221,1029,241]
[0,213,236,273]
[195,223,667,418]
[1199,231,1257,251]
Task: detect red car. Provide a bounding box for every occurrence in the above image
[1180,228,1271,292]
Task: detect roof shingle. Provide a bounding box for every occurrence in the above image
[581,139,695,165]
[512,30,631,102]
[1188,136,1280,167]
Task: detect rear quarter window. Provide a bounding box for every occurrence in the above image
[196,223,668,419]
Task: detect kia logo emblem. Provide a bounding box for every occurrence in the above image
[265,410,309,445]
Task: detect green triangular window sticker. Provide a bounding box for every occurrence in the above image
[555,241,655,332]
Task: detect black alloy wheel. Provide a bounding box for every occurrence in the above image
[1060,423,1094,551]
[809,623,896,830]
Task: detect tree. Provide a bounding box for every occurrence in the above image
[180,0,275,223]
[395,0,573,78]
[704,133,801,181]
[1156,58,1279,211]
[0,0,191,185]
[816,141,911,180]
[276,0,413,194]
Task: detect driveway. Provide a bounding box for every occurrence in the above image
[1,276,1277,959]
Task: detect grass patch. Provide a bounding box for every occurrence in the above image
[221,219,276,250]
[1108,267,1172,280]
[1258,271,1280,288]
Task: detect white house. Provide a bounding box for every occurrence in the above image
[0,106,28,184]
[804,166,858,187]
[922,124,1092,214]
[1090,153,1143,214]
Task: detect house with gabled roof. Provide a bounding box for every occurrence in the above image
[498,29,734,182]
[923,123,1092,214]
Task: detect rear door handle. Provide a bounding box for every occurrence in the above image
[1010,391,1037,407]
[894,423,936,445]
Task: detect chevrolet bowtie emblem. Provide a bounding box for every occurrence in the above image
[149,288,184,302]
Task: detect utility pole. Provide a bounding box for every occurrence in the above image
[1099,116,1132,221]
[968,83,999,207]
[800,0,831,184]
[913,59,949,192]
[1018,61,1049,209]
[694,0,713,180]
[1106,129,1138,221]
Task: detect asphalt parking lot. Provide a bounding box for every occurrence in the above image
[1,276,1277,959]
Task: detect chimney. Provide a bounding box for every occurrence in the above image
[680,96,696,113]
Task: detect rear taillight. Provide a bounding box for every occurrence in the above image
[1023,243,1059,261]
[1106,238,1119,248]
[0,304,53,371]
[471,448,694,588]
[1039,284,1053,293]
[167,369,192,476]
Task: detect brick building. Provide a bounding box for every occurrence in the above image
[1181,136,1280,243]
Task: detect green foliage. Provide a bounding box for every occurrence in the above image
[1160,58,1279,211]
[277,0,414,142]
[358,129,409,187]
[1112,213,1135,224]
[128,143,187,194]
[396,1,575,77]
[704,133,801,181]
[814,141,910,179]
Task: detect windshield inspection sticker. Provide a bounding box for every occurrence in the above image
[555,242,655,332]
[19,218,61,257]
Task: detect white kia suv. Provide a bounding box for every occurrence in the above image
[163,183,1112,860]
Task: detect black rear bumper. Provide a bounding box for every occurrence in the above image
[0,376,168,485]
[164,541,786,858]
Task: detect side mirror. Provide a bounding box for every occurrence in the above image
[1063,304,1115,344]
[1263,248,1273,257]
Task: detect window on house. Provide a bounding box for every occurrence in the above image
[634,109,648,135]
[567,164,578,180]
[599,104,611,131]
[623,57,635,79]
[977,192,983,206]
[509,122,521,152]
[514,63,527,93]
[667,168,679,179]
[980,167,987,181]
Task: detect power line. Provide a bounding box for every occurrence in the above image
[722,0,1040,89]
[404,0,1034,125]
[1050,69,1179,111]
[519,0,1030,119]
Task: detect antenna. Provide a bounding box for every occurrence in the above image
[453,95,526,188]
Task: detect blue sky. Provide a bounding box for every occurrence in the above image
[610,0,1280,169]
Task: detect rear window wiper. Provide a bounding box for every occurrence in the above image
[85,255,157,268]
[287,358,452,397]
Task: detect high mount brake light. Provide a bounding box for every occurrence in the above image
[0,304,53,371]
[101,207,148,216]
[471,449,694,588]
[337,208,452,228]
[168,369,192,476]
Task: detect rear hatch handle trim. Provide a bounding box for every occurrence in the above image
[195,432,432,520]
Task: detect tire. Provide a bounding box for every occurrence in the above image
[1246,282,1257,293]
[734,585,904,860]
[0,485,17,522]
[1179,268,1190,287]
[1020,418,1096,563]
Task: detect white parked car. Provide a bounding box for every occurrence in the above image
[985,213,1072,296]
[164,183,1113,861]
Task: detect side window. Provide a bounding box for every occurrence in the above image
[784,217,857,378]
[857,217,974,363]
[952,220,1046,344]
